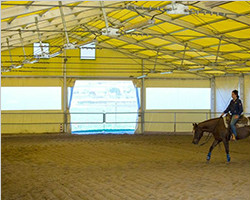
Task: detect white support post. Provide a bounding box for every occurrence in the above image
[239,74,244,112]
[141,59,145,134]
[63,51,68,133]
[210,76,216,118]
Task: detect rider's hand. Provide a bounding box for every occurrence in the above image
[235,115,239,119]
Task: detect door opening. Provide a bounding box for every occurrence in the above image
[69,80,139,134]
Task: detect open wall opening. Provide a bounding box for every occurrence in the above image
[69,80,139,134]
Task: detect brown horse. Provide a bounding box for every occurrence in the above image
[192,116,250,162]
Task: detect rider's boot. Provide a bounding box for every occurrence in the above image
[231,134,236,141]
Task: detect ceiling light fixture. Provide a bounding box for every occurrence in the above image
[188,67,205,71]
[160,71,173,74]
[166,2,189,15]
[123,19,155,32]
[14,64,23,69]
[137,74,147,79]
[101,27,120,36]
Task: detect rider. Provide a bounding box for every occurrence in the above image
[220,90,243,141]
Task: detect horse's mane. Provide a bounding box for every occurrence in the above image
[198,117,220,126]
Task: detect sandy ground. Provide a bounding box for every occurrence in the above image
[1,134,250,200]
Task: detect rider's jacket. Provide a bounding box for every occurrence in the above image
[224,98,243,116]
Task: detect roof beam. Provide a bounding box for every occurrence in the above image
[26,1,35,9]
[7,16,17,25]
[192,1,250,26]
[1,1,123,30]
[1,11,100,42]
[9,24,210,78]
[85,18,238,73]
[128,3,250,50]
[1,5,123,50]
[117,11,249,63]
[1,1,77,20]
[118,31,241,73]
[81,24,215,69]
[38,8,51,17]
[96,43,211,79]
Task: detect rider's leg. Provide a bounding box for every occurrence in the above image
[230,115,239,139]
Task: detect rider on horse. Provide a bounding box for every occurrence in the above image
[220,90,243,141]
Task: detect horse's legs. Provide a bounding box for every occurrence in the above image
[222,139,230,162]
[207,139,220,161]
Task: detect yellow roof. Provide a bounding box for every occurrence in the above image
[1,1,250,77]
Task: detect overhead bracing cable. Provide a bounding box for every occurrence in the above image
[191,14,250,51]
[2,38,14,72]
[2,28,250,41]
[153,48,160,72]
[58,1,70,45]
[180,43,188,70]
[35,17,44,55]
[18,29,26,60]
[100,1,109,34]
[2,44,249,56]
[1,2,249,17]
[6,38,13,67]
[215,36,222,64]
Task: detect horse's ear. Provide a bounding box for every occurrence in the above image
[193,123,198,127]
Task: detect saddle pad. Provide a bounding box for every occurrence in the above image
[223,116,250,128]
[223,116,228,128]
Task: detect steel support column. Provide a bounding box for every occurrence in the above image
[63,51,68,133]
[210,76,216,118]
[239,74,244,110]
[141,59,145,134]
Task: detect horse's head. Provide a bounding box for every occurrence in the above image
[192,123,204,145]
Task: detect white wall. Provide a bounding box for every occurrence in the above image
[244,75,250,113]
[142,79,211,133]
[215,75,250,115]
[214,76,239,115]
[137,76,250,134]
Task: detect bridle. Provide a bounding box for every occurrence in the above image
[199,132,212,146]
[199,117,222,146]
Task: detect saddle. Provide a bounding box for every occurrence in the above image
[223,114,250,128]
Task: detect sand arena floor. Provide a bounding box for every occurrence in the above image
[1,134,250,200]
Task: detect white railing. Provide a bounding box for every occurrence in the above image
[1,111,249,133]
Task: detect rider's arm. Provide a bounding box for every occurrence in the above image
[237,99,243,115]
[223,100,232,114]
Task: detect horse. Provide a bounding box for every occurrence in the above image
[192,115,250,162]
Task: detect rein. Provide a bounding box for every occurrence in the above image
[199,132,212,146]
[199,117,222,146]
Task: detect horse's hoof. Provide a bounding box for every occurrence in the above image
[206,152,211,162]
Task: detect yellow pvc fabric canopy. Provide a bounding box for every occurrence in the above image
[1,1,250,78]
